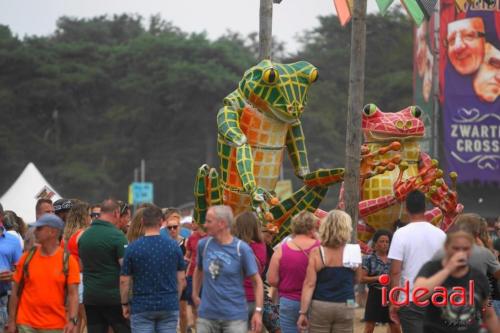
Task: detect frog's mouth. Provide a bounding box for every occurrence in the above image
[364,130,424,142]
[247,92,297,123]
[267,105,298,123]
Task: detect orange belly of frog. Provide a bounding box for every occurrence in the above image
[360,141,420,241]
[221,106,288,215]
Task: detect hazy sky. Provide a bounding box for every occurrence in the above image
[0,0,379,53]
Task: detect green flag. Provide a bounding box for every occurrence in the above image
[401,0,425,25]
[376,0,395,14]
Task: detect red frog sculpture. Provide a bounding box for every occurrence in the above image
[320,104,463,245]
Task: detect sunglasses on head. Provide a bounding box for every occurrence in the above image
[117,201,129,216]
[167,225,179,230]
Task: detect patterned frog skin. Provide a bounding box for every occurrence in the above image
[194,60,344,238]
[351,104,462,242]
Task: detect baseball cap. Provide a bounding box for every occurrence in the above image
[31,213,64,230]
[54,199,72,213]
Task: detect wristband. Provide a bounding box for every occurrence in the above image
[299,310,307,315]
[255,306,263,313]
[121,303,129,306]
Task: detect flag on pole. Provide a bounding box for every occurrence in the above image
[401,0,426,25]
[333,0,352,26]
[376,0,395,14]
[416,0,438,19]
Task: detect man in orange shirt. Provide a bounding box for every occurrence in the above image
[7,214,80,333]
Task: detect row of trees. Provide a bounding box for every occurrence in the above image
[0,10,413,207]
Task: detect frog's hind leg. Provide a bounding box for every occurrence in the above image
[193,164,222,225]
[270,185,328,242]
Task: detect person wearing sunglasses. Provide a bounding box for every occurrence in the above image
[90,204,101,222]
[160,208,189,332]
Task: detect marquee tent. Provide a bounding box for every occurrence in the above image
[0,163,61,223]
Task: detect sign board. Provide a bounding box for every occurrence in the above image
[439,0,500,182]
[129,182,154,204]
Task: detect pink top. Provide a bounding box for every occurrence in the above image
[244,242,267,302]
[278,240,320,301]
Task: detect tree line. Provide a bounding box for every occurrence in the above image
[0,10,413,208]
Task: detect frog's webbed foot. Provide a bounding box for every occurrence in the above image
[303,168,345,187]
[392,158,440,201]
[425,171,462,231]
[193,164,222,225]
[250,186,280,225]
[361,141,402,182]
[268,186,329,241]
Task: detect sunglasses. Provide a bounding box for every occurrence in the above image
[118,201,129,216]
[90,212,100,219]
[167,225,179,230]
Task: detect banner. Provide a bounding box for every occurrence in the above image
[439,0,500,182]
[414,18,436,153]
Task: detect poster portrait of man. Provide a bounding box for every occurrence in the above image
[473,43,500,103]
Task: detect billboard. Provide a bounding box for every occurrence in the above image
[439,0,500,182]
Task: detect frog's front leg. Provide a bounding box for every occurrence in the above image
[417,152,463,230]
[360,141,402,185]
[286,120,345,186]
[217,105,276,218]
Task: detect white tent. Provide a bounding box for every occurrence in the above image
[0,162,61,223]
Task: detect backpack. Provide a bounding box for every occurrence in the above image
[17,246,70,300]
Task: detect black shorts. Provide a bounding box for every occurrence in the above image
[180,276,193,304]
[364,286,392,323]
[85,304,130,333]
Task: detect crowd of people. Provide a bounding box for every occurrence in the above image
[0,190,498,333]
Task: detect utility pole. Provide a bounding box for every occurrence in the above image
[344,0,367,242]
[140,159,146,182]
[259,0,273,60]
[432,4,440,160]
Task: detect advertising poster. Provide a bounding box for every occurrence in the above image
[439,0,500,182]
[414,16,436,154]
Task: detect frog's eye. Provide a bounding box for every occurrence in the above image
[262,68,279,84]
[363,104,377,117]
[411,106,422,118]
[309,69,319,83]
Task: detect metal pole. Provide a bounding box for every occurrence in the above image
[432,3,440,160]
[141,159,145,182]
[344,0,367,243]
[259,0,273,60]
[134,168,139,182]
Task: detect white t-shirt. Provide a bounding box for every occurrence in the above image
[388,221,446,302]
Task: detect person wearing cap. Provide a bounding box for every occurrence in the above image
[0,205,22,332]
[7,214,80,333]
[53,199,73,223]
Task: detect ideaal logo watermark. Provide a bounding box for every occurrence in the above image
[378,274,475,307]
[379,274,489,330]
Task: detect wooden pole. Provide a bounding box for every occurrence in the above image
[259,0,273,60]
[432,3,440,160]
[344,0,367,243]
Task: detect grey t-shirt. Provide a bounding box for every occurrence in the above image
[432,244,500,276]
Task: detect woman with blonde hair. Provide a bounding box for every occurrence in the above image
[268,211,320,333]
[297,210,360,333]
[127,208,145,243]
[65,199,91,333]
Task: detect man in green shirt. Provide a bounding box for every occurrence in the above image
[79,199,130,333]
